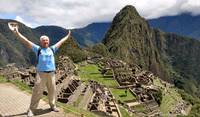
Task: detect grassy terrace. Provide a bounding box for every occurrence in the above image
[153,78,183,116]
[131,104,146,113]
[160,88,182,115]
[110,88,136,102]
[119,106,131,117]
[78,64,188,116]
[78,63,138,117]
[78,64,118,87]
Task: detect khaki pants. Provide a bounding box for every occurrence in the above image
[29,72,56,110]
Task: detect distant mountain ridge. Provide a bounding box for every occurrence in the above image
[2,13,199,52]
[32,22,111,47]
[73,22,111,47]
[148,13,200,40]
[33,26,67,45]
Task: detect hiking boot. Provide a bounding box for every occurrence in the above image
[27,109,34,117]
[51,106,60,112]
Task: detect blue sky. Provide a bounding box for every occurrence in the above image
[0,14,16,19]
[0,0,200,28]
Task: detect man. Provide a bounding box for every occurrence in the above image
[8,22,71,117]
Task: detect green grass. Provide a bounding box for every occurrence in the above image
[57,102,99,117]
[131,104,146,112]
[160,88,182,116]
[119,106,131,117]
[153,78,163,88]
[153,78,183,116]
[72,95,83,107]
[0,75,7,83]
[110,88,136,102]
[78,64,118,87]
[11,80,32,93]
[0,76,32,93]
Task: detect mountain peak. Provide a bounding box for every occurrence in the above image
[120,5,140,17]
[112,5,141,23]
[110,5,148,29]
[103,5,150,45]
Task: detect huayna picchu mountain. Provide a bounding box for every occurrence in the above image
[102,5,200,96]
[103,5,170,81]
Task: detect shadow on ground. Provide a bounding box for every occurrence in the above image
[5,108,52,117]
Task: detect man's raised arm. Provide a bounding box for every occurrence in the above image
[54,30,71,48]
[8,22,34,49]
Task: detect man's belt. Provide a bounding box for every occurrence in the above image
[40,71,55,73]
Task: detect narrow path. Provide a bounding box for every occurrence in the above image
[0,83,66,117]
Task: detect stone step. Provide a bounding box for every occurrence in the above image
[78,86,93,109]
[67,83,85,105]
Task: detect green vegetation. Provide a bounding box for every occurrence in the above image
[0,76,31,93]
[78,64,118,87]
[57,37,88,63]
[0,75,7,83]
[178,90,200,117]
[160,88,182,115]
[91,43,110,57]
[57,102,99,117]
[131,104,146,113]
[152,89,162,105]
[153,78,184,116]
[166,33,200,96]
[153,78,163,87]
[110,88,136,102]
[72,95,84,107]
[151,79,163,105]
[119,106,131,117]
[10,80,32,93]
[78,63,137,117]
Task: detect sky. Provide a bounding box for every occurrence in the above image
[0,0,200,29]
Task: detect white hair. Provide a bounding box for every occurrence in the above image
[40,35,49,41]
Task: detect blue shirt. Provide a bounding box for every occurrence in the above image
[32,44,58,72]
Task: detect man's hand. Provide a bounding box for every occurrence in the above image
[8,22,19,34]
[8,22,33,49]
[67,30,71,37]
[54,30,72,49]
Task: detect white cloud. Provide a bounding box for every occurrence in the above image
[0,0,200,28]
[15,16,33,27]
[181,0,200,15]
[0,0,23,13]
